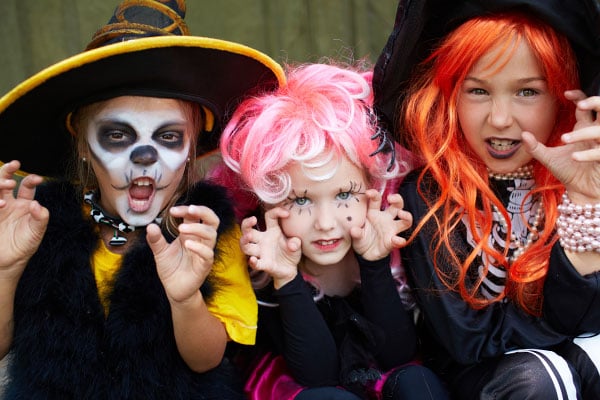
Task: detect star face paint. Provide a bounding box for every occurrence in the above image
[83,96,192,226]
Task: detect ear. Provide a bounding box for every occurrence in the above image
[79,146,91,162]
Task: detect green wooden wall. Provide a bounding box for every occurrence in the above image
[0,0,398,95]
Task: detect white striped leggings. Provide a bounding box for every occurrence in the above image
[450,335,600,399]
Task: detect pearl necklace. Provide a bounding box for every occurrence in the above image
[491,199,543,262]
[488,165,533,180]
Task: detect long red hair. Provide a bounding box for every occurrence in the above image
[402,13,579,315]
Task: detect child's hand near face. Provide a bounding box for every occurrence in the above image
[523,90,600,204]
[147,204,219,303]
[0,160,49,273]
[561,92,600,203]
[350,189,412,261]
[240,207,302,289]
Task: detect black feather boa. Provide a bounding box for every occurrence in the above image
[6,180,242,399]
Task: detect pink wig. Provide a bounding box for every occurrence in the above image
[220,63,408,204]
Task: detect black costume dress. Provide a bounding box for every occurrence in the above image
[246,255,420,399]
[399,169,600,399]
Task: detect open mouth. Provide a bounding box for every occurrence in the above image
[313,238,341,251]
[128,178,156,213]
[486,138,520,159]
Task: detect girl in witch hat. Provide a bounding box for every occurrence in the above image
[0,0,284,398]
[372,0,600,398]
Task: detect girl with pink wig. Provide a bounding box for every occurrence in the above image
[219,63,448,400]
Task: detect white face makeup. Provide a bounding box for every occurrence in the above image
[83,96,192,226]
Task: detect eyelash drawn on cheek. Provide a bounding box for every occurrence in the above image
[336,181,365,208]
[284,189,311,216]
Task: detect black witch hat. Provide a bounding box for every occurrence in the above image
[372,0,600,142]
[0,0,285,177]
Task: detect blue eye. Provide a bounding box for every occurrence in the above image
[337,191,351,200]
[294,197,309,206]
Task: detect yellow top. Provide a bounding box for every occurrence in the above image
[91,224,257,345]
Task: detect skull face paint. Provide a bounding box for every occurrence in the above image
[83,96,192,226]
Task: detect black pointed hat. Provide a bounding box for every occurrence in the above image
[0,0,285,177]
[373,0,600,140]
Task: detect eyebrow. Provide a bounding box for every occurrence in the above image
[464,76,547,85]
[96,118,187,129]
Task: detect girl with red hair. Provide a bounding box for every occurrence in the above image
[374,2,600,398]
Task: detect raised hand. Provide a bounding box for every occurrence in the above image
[240,207,301,289]
[147,204,219,303]
[523,90,600,204]
[351,189,412,261]
[0,160,49,276]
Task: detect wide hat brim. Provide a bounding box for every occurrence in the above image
[0,35,285,177]
[373,0,600,138]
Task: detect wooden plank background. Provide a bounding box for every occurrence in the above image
[0,0,398,95]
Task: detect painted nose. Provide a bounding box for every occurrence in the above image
[130,145,158,165]
[488,99,513,129]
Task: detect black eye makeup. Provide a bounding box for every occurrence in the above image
[97,122,136,150]
[153,126,186,149]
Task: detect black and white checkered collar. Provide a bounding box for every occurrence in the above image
[83,190,163,234]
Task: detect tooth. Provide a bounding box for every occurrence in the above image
[491,139,513,146]
[489,138,517,151]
